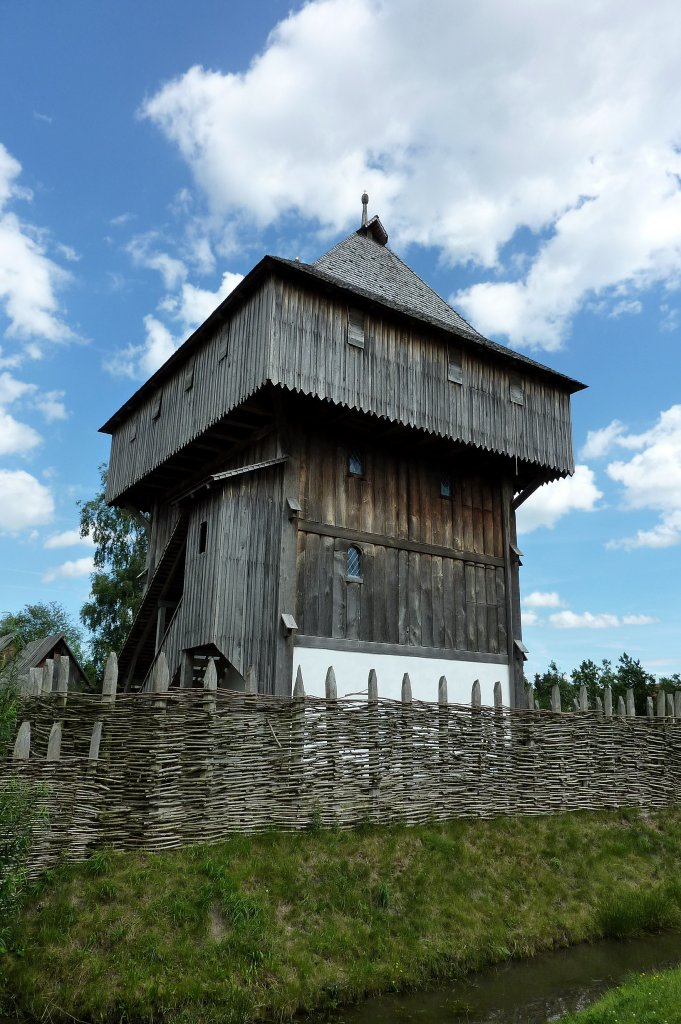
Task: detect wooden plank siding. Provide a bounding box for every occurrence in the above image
[294,431,508,657]
[105,271,575,504]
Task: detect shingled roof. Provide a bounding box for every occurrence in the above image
[313,230,484,343]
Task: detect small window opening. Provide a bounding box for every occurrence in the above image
[151,392,162,421]
[129,427,137,444]
[448,351,463,384]
[347,308,365,349]
[510,374,524,406]
[346,545,362,581]
[217,327,229,362]
[348,450,364,476]
[440,476,452,499]
[184,361,195,391]
[198,521,208,553]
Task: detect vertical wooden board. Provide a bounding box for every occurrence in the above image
[432,555,445,648]
[372,543,387,642]
[420,553,434,648]
[383,449,397,539]
[475,565,488,652]
[452,477,463,551]
[472,506,485,554]
[453,559,466,650]
[461,480,474,551]
[346,581,361,640]
[482,507,495,555]
[332,542,347,638]
[321,440,335,526]
[495,566,508,654]
[442,556,455,649]
[319,535,335,636]
[398,548,409,644]
[408,460,420,542]
[361,453,373,534]
[421,462,434,545]
[347,475,362,532]
[384,546,399,643]
[492,485,504,558]
[397,455,409,540]
[465,562,477,651]
[303,531,321,636]
[335,440,347,530]
[407,551,421,646]
[359,544,374,641]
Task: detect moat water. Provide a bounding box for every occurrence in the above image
[314,930,681,1023]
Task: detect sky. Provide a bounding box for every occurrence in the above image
[0,0,680,681]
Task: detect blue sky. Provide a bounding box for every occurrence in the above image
[0,0,679,680]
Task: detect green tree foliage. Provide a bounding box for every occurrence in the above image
[79,465,148,678]
[0,686,38,963]
[530,653,659,713]
[0,602,85,666]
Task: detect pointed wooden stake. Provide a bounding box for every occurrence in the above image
[293,665,305,698]
[367,668,378,703]
[626,687,635,718]
[47,722,63,761]
[325,666,337,700]
[438,676,448,705]
[604,685,613,718]
[401,673,412,704]
[550,683,561,713]
[471,679,481,708]
[13,721,31,760]
[101,652,118,704]
[151,652,170,694]
[494,680,503,710]
[579,684,588,712]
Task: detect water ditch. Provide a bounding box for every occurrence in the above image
[315,930,681,1023]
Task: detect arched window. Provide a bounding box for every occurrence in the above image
[346,545,362,581]
[348,450,364,476]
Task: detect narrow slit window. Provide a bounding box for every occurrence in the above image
[510,374,524,406]
[151,392,162,421]
[440,475,452,499]
[129,427,137,444]
[447,351,463,384]
[348,450,364,477]
[198,521,208,554]
[346,545,362,581]
[184,361,195,392]
[347,307,365,349]
[217,327,230,362]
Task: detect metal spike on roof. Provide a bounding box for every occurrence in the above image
[361,191,369,227]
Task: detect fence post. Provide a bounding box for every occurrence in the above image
[41,658,54,695]
[90,652,118,761]
[675,691,681,722]
[494,680,503,711]
[203,658,218,713]
[657,690,666,719]
[12,721,31,760]
[151,652,170,699]
[579,684,588,712]
[595,694,603,714]
[325,667,337,821]
[28,666,42,695]
[604,685,613,719]
[666,693,674,719]
[46,722,62,761]
[626,687,635,718]
[471,679,481,708]
[245,665,257,695]
[551,683,561,713]
[526,684,535,711]
[617,695,626,719]
[325,666,337,700]
[367,669,379,821]
[56,656,70,707]
[647,695,655,719]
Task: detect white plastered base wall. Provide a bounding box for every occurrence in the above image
[292,646,510,707]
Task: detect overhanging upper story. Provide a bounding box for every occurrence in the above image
[101,228,585,508]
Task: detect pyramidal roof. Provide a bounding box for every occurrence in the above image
[312,228,483,343]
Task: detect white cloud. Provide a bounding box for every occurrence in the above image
[105,314,179,379]
[140,0,681,351]
[127,233,187,290]
[580,420,627,460]
[44,528,94,549]
[522,609,541,627]
[36,389,68,422]
[42,555,95,583]
[523,591,564,609]
[0,409,41,455]
[517,465,602,533]
[605,405,681,549]
[549,610,656,629]
[0,469,54,532]
[159,270,243,330]
[609,299,642,319]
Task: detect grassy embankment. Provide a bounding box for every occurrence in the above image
[6,808,681,1023]
[560,966,681,1023]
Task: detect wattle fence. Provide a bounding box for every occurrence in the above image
[3,652,681,875]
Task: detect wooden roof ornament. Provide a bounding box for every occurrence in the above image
[101,201,585,708]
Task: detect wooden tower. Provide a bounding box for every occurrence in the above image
[101,200,584,705]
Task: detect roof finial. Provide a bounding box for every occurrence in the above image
[361,191,369,228]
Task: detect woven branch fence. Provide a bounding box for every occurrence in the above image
[3,652,681,876]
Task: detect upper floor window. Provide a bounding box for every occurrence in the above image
[184,361,195,392]
[347,307,365,349]
[198,521,208,554]
[440,475,452,499]
[348,450,364,477]
[346,545,363,581]
[217,326,230,362]
[510,373,524,406]
[447,350,463,384]
[151,392,162,421]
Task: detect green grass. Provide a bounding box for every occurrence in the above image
[5,809,681,1023]
[560,966,681,1023]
